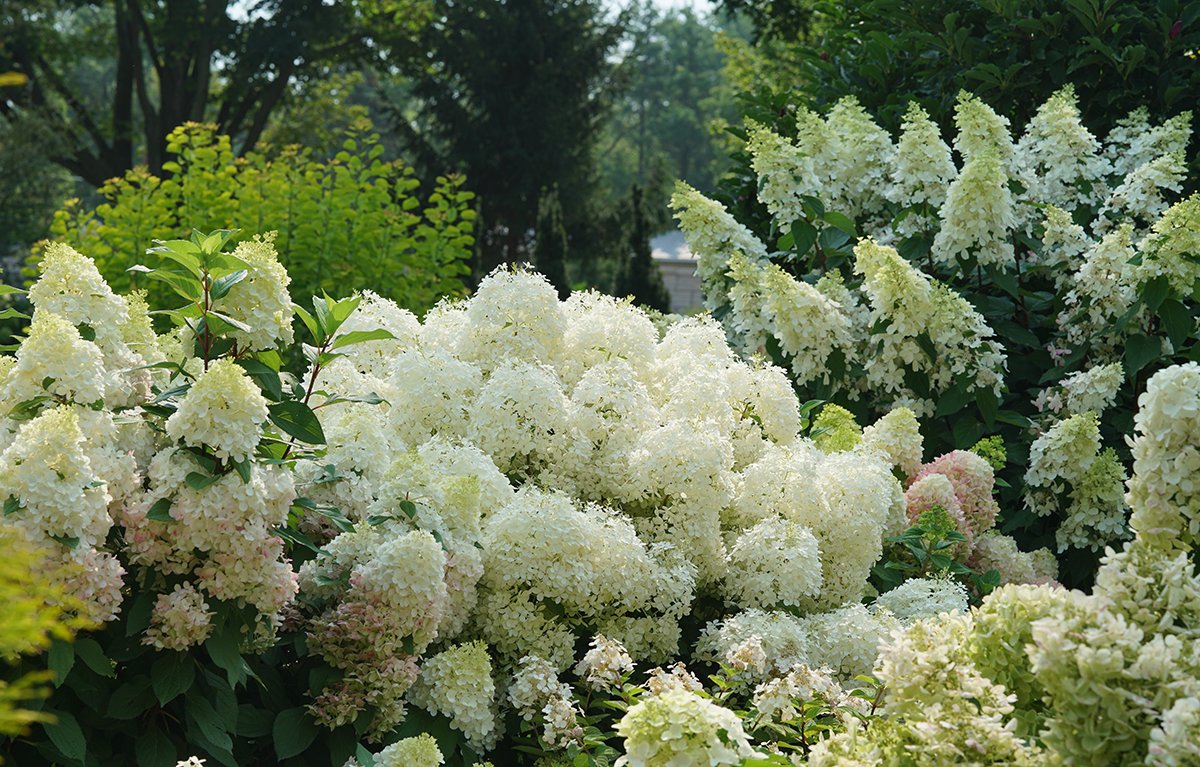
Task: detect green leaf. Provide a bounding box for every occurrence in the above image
[269,401,326,444]
[1158,299,1194,350]
[915,332,938,361]
[49,534,80,550]
[235,359,284,401]
[185,472,221,491]
[147,497,175,522]
[186,692,233,753]
[822,210,857,235]
[145,269,202,302]
[1124,333,1161,376]
[0,283,26,296]
[74,638,115,678]
[399,500,418,519]
[48,640,74,686]
[1141,275,1171,311]
[355,744,377,767]
[237,705,276,738]
[209,269,248,300]
[109,677,156,719]
[792,220,818,256]
[330,328,396,349]
[135,726,177,767]
[147,241,203,278]
[294,304,321,344]
[43,710,86,761]
[205,631,247,688]
[0,307,30,320]
[273,707,320,760]
[4,495,19,515]
[152,652,196,705]
[232,458,252,484]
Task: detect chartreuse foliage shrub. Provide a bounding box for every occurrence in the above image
[40,122,475,313]
[0,231,1043,766]
[675,87,1197,583]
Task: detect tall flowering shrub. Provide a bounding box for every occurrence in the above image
[1,236,1032,765]
[677,87,1196,579]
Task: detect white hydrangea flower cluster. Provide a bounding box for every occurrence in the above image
[814,362,1200,767]
[0,403,126,623]
[409,641,498,750]
[874,577,969,623]
[574,635,635,692]
[854,239,1006,415]
[165,359,269,464]
[697,604,900,682]
[1058,224,1141,356]
[668,182,769,313]
[1135,193,1200,295]
[219,234,295,351]
[1024,412,1128,551]
[615,688,758,767]
[932,149,1016,268]
[750,664,844,726]
[1013,85,1110,215]
[1034,361,1124,416]
[1126,362,1200,553]
[144,581,215,651]
[886,103,955,236]
[374,734,443,767]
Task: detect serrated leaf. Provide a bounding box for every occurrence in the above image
[273,707,320,760]
[269,401,326,444]
[1158,298,1194,350]
[205,631,247,688]
[1140,274,1171,311]
[210,269,248,300]
[109,678,156,719]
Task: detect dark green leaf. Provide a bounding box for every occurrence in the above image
[210,269,248,300]
[273,707,320,760]
[43,710,86,761]
[1158,299,1194,350]
[74,638,115,678]
[48,640,74,686]
[152,653,196,705]
[822,210,857,235]
[792,220,818,256]
[235,359,284,401]
[237,705,275,738]
[186,692,233,752]
[185,472,221,491]
[147,498,175,522]
[4,495,19,515]
[108,678,156,719]
[205,631,247,688]
[1140,275,1171,311]
[269,401,326,444]
[135,726,177,767]
[1124,333,1161,376]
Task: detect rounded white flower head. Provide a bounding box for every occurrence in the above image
[615,688,757,767]
[165,358,269,463]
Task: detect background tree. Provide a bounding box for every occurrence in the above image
[718,0,1200,136]
[534,186,571,298]
[393,0,625,274]
[614,185,670,312]
[0,0,431,186]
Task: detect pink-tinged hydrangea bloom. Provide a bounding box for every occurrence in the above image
[910,450,1000,542]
